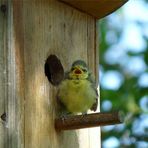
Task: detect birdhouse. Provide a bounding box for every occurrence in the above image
[0,0,127,148]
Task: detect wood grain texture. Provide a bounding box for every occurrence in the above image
[5,1,25,148]
[4,0,100,148]
[0,1,6,147]
[55,112,124,130]
[59,0,128,19]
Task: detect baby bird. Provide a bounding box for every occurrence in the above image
[57,60,98,114]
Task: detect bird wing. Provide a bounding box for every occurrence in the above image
[87,73,98,112]
[90,88,98,111]
[90,80,98,112]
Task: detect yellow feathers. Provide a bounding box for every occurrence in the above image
[58,79,97,113]
[57,60,98,114]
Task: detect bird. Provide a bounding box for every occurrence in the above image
[57,60,98,115]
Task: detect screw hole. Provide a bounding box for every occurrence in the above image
[0,4,7,13]
[1,112,7,122]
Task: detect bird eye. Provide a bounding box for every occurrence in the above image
[71,67,75,71]
[82,68,87,72]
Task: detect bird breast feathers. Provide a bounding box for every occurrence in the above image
[58,79,96,106]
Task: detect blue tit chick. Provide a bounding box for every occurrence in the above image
[57,60,98,114]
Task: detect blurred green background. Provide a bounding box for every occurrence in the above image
[99,0,148,147]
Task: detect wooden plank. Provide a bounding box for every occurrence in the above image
[0,1,6,147]
[87,17,100,148]
[0,0,9,147]
[11,0,100,148]
[59,0,128,19]
[5,1,25,148]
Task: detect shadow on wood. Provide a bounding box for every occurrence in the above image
[59,0,128,19]
[55,111,124,130]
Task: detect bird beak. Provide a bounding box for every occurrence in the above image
[74,68,82,74]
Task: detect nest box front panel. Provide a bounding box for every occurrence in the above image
[8,0,100,148]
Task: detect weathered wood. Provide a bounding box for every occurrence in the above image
[55,112,124,130]
[0,0,128,147]
[5,1,25,148]
[59,0,128,19]
[11,0,99,148]
[0,1,7,147]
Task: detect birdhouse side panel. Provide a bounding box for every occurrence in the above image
[0,1,6,147]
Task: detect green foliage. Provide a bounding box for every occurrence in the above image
[99,4,148,147]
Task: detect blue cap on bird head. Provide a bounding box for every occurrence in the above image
[72,60,87,68]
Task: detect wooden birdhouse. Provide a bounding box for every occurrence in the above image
[0,0,127,148]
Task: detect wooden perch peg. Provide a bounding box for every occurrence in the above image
[55,111,124,130]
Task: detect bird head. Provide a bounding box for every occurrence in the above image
[69,60,89,79]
